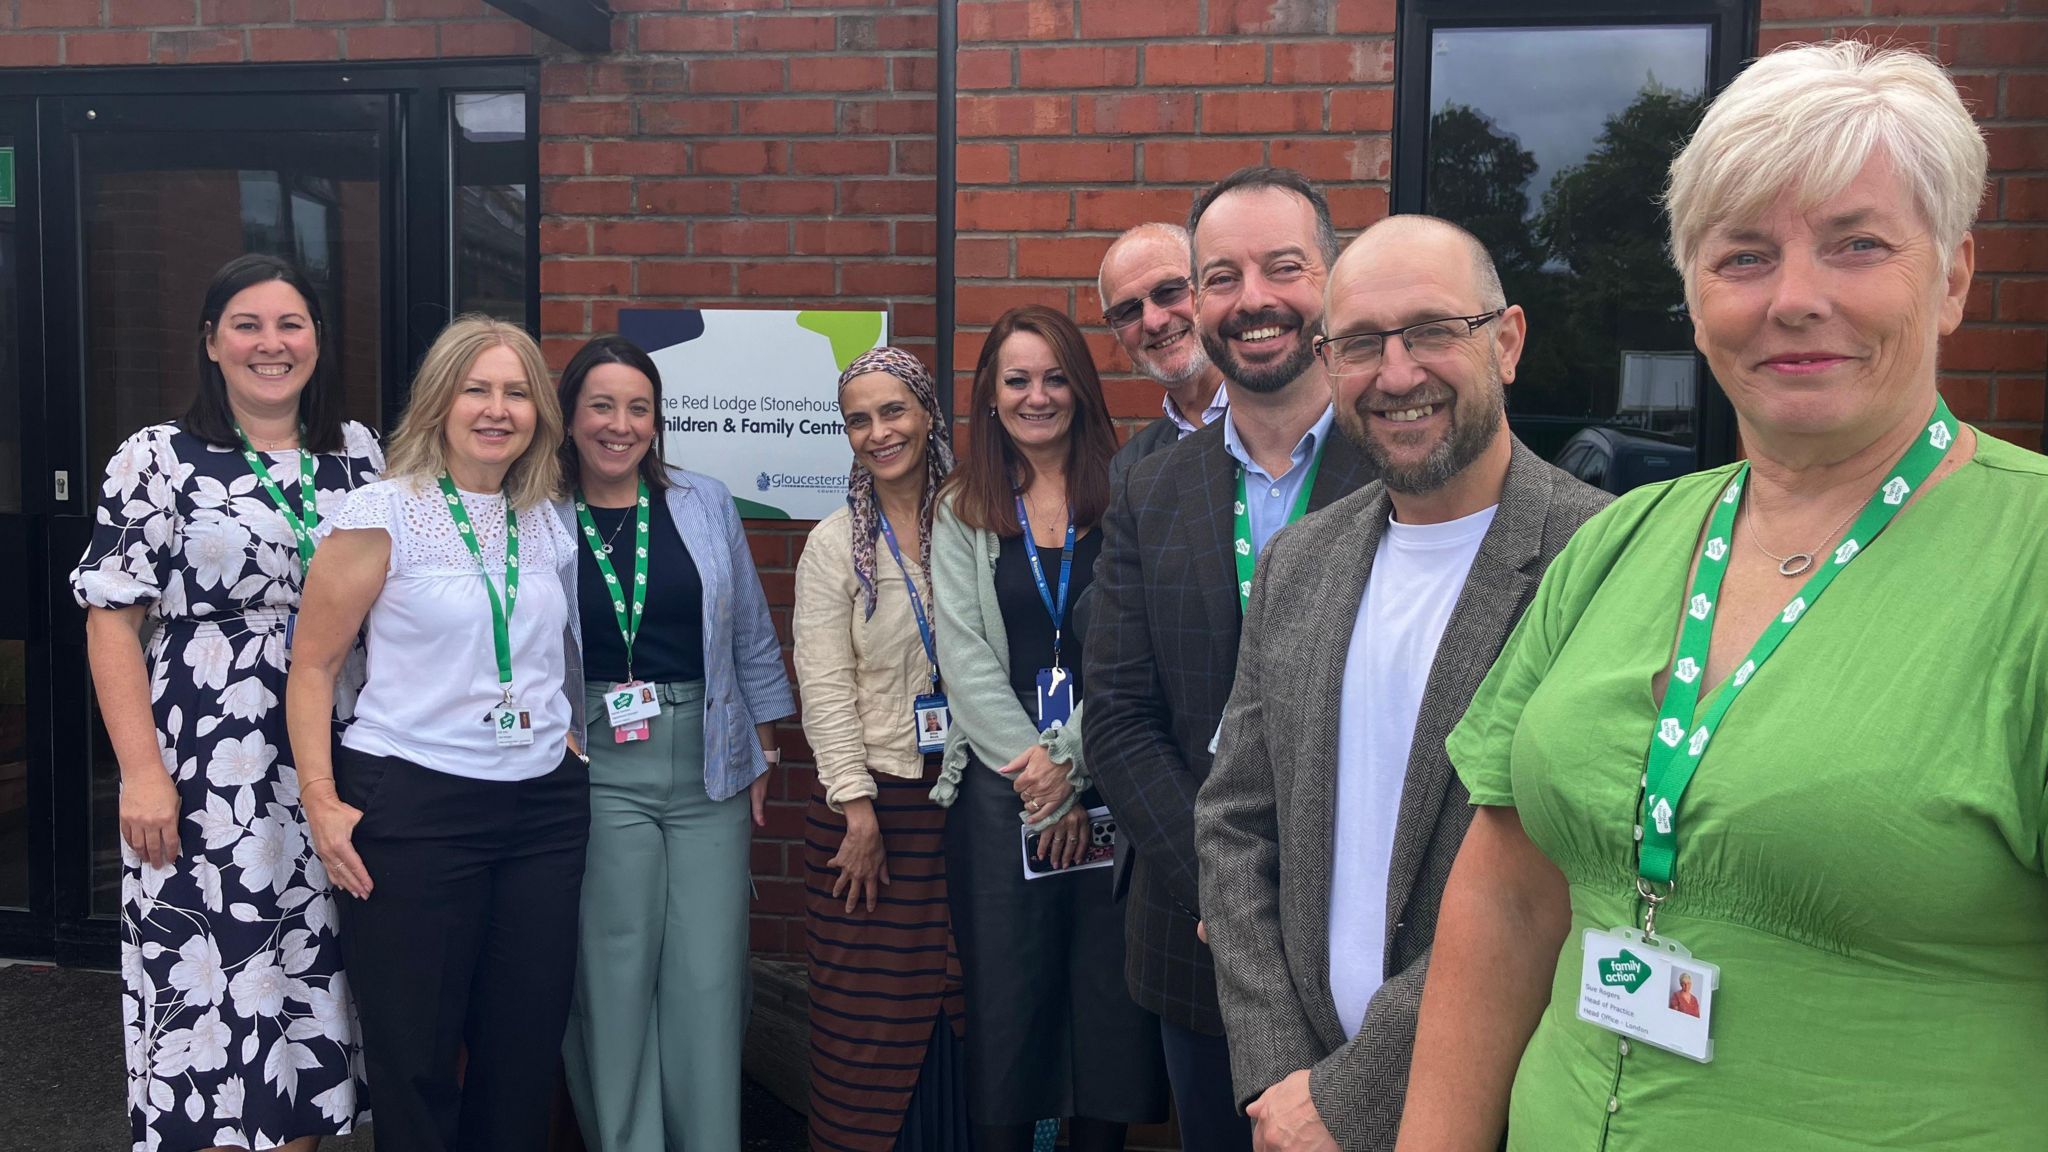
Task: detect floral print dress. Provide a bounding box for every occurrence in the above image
[71,421,381,1152]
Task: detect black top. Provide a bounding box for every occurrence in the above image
[994,527,1103,702]
[576,494,705,685]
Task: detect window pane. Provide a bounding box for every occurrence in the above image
[0,639,25,910]
[452,91,529,326]
[1425,24,1711,493]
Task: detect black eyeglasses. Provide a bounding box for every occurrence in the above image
[1104,277,1192,331]
[1313,310,1505,376]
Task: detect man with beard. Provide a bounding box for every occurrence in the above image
[1085,168,1377,1152]
[1192,215,1609,1150]
[1099,223,1229,489]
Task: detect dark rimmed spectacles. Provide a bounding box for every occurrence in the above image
[1313,309,1505,376]
[1104,277,1192,331]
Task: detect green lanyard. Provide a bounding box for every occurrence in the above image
[573,480,651,681]
[1638,398,1958,891]
[235,425,318,569]
[436,472,521,701]
[1233,446,1325,612]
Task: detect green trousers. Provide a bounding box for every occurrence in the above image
[564,680,752,1152]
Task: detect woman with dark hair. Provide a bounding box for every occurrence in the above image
[71,252,377,1152]
[930,305,1168,1151]
[551,335,795,1152]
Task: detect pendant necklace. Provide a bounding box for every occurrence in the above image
[1743,495,1860,578]
[597,508,632,556]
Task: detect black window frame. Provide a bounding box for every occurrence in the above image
[1393,0,1757,471]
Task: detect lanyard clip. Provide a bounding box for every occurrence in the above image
[501,684,516,706]
[1636,877,1672,939]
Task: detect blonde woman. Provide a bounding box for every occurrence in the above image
[287,316,586,1152]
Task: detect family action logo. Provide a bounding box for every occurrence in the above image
[1599,950,1651,994]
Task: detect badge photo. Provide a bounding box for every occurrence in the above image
[914,692,950,754]
[491,706,536,747]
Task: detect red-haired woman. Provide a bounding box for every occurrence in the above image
[930,305,1168,1151]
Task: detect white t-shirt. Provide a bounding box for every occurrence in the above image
[332,477,577,782]
[1328,503,1496,1039]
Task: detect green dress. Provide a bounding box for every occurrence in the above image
[1449,432,2048,1151]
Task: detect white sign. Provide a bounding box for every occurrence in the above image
[620,308,887,520]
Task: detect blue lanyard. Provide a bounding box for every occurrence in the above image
[877,512,939,691]
[1013,494,1076,668]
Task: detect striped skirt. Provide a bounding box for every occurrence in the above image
[804,762,969,1152]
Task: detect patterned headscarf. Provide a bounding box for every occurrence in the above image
[841,346,954,619]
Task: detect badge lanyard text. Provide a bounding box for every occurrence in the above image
[1013,495,1076,668]
[236,426,319,570]
[1233,447,1324,612]
[437,473,521,704]
[878,511,940,692]
[574,480,651,683]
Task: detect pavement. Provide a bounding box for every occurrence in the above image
[0,962,808,1151]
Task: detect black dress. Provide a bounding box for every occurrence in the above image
[943,528,1169,1126]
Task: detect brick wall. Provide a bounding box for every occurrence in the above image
[1760,3,2047,448]
[951,0,1397,431]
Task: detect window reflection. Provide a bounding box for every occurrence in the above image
[0,639,24,910]
[1425,24,1711,491]
[453,92,529,326]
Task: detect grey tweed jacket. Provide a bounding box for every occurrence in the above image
[1194,437,1609,1149]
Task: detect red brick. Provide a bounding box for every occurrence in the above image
[1988,126,2048,173]
[894,55,938,94]
[1076,187,1202,230]
[1019,140,1136,183]
[1330,88,1394,133]
[840,262,934,295]
[540,100,633,137]
[1146,43,1264,86]
[866,13,934,49]
[748,838,785,879]
[1999,377,2046,425]
[1975,227,2048,273]
[637,14,733,52]
[2008,75,2048,120]
[788,56,888,93]
[735,14,836,51]
[1327,186,1391,229]
[958,94,1073,137]
[65,31,154,64]
[1952,22,2048,68]
[389,0,489,15]
[958,143,1013,184]
[739,99,838,135]
[1016,236,1112,279]
[249,26,340,60]
[839,99,936,135]
[0,34,62,65]
[345,24,438,59]
[896,139,937,176]
[1271,136,1391,182]
[957,237,1011,278]
[540,141,586,176]
[1142,139,1266,183]
[591,141,689,176]
[540,299,587,336]
[1077,0,1202,38]
[1871,0,2005,12]
[1963,277,1990,322]
[1937,375,1992,421]
[1759,0,1864,18]
[107,0,196,26]
[201,0,288,19]
[1208,0,1328,34]
[741,181,836,215]
[1997,278,2048,323]
[696,220,791,256]
[739,262,837,295]
[1947,71,1996,118]
[690,57,784,94]
[541,221,590,256]
[958,0,1074,42]
[1335,0,1396,34]
[895,221,937,258]
[843,179,935,215]
[751,876,804,915]
[436,20,531,56]
[1078,93,1196,135]
[1271,38,1394,85]
[794,219,891,255]
[541,259,633,296]
[592,60,690,94]
[22,0,102,28]
[636,180,735,214]
[1756,25,1833,54]
[749,532,790,569]
[1979,425,2042,450]
[958,47,1015,89]
[542,62,589,96]
[748,916,787,955]
[1017,44,1139,89]
[959,189,1069,231]
[1203,91,1323,134]
[594,220,686,256]
[793,140,892,175]
[546,178,635,216]
[956,283,1070,325]
[1941,326,2048,371]
[696,140,788,176]
[2005,177,2048,221]
[638,259,737,295]
[640,99,735,136]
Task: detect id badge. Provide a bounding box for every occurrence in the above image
[490,706,536,747]
[1034,667,1074,732]
[283,613,296,654]
[605,681,661,727]
[914,693,950,754]
[1577,927,1719,1063]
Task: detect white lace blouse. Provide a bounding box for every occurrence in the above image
[329,476,579,782]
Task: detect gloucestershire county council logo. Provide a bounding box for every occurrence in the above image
[1732,659,1756,686]
[1704,537,1728,562]
[1781,597,1807,624]
[1882,477,1910,505]
[756,472,772,492]
[1833,540,1860,565]
[1659,718,1685,747]
[1688,594,1713,621]
[1929,421,1952,449]
[1650,796,1675,834]
[1722,481,1742,505]
[1599,950,1652,993]
[1672,657,1701,684]
[1235,538,1252,556]
[1688,727,1711,756]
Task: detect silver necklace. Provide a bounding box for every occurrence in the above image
[596,508,632,555]
[1742,495,1858,577]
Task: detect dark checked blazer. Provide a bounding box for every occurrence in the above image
[1195,439,1609,1148]
[1083,415,1375,1035]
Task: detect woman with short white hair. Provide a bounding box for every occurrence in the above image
[1397,42,2048,1151]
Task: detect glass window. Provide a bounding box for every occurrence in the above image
[0,638,24,910]
[452,91,530,326]
[1423,24,1712,489]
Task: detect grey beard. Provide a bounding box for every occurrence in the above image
[1140,341,1211,386]
[1349,365,1506,494]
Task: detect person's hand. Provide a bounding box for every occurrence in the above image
[120,767,182,870]
[305,789,373,901]
[828,799,889,913]
[1246,1069,1338,1152]
[1000,745,1070,822]
[1196,919,1208,945]
[749,772,771,828]
[1037,803,1089,869]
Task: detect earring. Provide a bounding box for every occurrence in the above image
[988,406,997,417]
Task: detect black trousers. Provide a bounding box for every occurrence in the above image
[335,746,589,1152]
[1160,1017,1254,1152]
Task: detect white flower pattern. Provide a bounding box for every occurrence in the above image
[70,423,378,1152]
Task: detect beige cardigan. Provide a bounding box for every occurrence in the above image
[792,506,933,812]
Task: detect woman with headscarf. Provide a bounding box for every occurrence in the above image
[793,346,968,1151]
